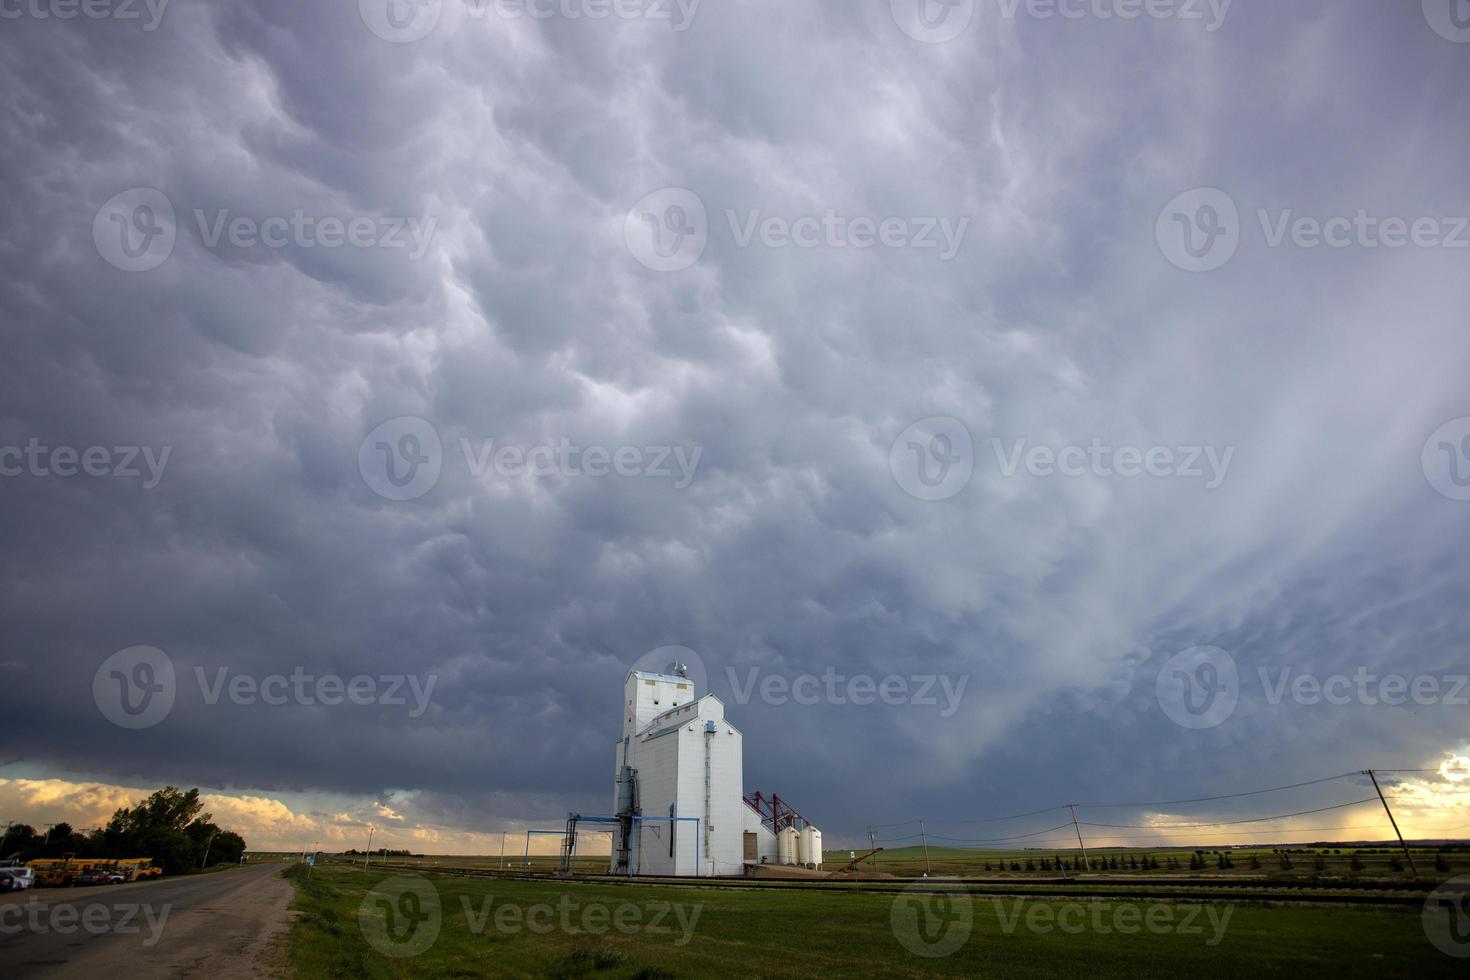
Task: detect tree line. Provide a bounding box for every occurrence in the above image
[0,786,246,875]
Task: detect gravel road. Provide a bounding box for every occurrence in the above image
[0,862,294,978]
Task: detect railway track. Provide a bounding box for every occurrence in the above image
[326,859,1453,907]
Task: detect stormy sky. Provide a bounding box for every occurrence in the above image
[2,1,1468,853]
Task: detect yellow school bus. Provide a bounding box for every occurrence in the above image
[112,858,163,881]
[27,855,99,887]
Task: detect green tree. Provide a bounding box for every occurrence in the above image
[0,823,38,859]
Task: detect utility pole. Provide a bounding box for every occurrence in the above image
[1069,805,1090,873]
[200,831,218,868]
[500,831,506,871]
[918,819,931,876]
[364,826,374,871]
[1365,770,1418,877]
[867,828,877,873]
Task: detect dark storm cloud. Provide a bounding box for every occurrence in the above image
[1,0,1468,842]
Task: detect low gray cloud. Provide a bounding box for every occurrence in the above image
[1,0,1467,844]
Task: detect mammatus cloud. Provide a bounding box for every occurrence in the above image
[0,1,1467,847]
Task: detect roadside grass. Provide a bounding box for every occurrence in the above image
[331,845,1466,885]
[281,864,1458,979]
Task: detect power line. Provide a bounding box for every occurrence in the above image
[1074,771,1361,809]
[924,805,1070,827]
[924,823,1077,845]
[1080,798,1381,830]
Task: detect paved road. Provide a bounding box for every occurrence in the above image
[0,863,293,978]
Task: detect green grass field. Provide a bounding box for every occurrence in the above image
[323,843,1465,884]
[282,863,1460,979]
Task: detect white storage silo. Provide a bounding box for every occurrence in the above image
[778,826,798,866]
[799,826,822,870]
